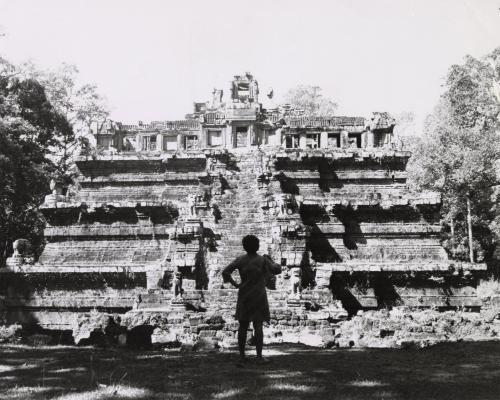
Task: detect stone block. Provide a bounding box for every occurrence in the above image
[151,329,178,344]
[189,317,203,326]
[199,330,217,338]
[319,327,335,337]
[307,311,330,321]
[219,337,238,349]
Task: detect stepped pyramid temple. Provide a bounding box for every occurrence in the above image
[1,73,487,346]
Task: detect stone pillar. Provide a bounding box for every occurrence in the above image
[136,134,141,151]
[221,125,226,149]
[248,124,254,147]
[200,128,207,149]
[157,134,164,152]
[228,125,235,149]
[340,130,349,148]
[366,130,374,148]
[320,131,329,149]
[116,132,123,152]
[385,131,392,147]
[177,133,183,151]
[299,133,307,149]
[227,124,233,149]
[361,131,367,148]
[274,128,282,146]
[382,132,389,147]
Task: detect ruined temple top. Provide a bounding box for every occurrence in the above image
[90,73,399,154]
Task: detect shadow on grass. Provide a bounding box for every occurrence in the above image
[1,342,500,399]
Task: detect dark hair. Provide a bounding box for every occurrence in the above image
[242,235,259,254]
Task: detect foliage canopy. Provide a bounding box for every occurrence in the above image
[408,47,500,261]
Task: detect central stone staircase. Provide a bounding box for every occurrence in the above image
[211,149,271,284]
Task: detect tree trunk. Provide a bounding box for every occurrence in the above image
[466,195,474,263]
[450,217,456,258]
[1,239,8,267]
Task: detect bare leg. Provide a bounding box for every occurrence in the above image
[253,321,263,358]
[238,321,250,359]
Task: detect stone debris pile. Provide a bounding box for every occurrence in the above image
[334,304,500,349]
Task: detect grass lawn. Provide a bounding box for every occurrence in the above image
[1,341,500,400]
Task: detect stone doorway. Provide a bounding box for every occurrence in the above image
[234,126,248,148]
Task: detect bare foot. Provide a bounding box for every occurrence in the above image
[256,357,271,365]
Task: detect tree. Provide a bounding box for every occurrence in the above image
[0,57,110,265]
[0,58,70,264]
[22,62,109,186]
[445,51,500,129]
[408,47,500,262]
[283,85,337,117]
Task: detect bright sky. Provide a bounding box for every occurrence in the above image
[0,0,499,128]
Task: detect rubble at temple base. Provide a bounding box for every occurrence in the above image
[333,303,500,349]
[0,73,490,348]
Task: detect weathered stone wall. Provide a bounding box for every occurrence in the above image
[0,147,487,346]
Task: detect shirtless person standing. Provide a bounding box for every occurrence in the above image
[222,235,282,365]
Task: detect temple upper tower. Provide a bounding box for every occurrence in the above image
[229,72,259,105]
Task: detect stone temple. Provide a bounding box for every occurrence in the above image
[1,73,486,346]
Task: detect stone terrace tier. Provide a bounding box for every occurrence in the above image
[0,74,488,344]
[1,144,488,343]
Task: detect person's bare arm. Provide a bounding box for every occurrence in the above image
[222,259,240,288]
[263,254,282,275]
